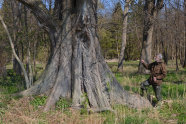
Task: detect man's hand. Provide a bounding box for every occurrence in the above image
[153,77,157,82]
[141,60,145,64]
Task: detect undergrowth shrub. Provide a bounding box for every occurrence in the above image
[30,96,47,109]
[56,98,72,111]
[0,69,24,94]
[80,93,89,115]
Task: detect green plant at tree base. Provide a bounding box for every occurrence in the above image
[55,98,72,111]
[30,96,47,109]
[80,93,89,115]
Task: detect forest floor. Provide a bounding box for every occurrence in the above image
[0,61,185,124]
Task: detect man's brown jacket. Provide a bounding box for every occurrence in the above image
[142,61,167,85]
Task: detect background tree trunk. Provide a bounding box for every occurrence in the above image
[138,0,164,73]
[176,40,179,71]
[118,0,130,71]
[163,4,169,65]
[24,6,33,87]
[175,0,180,71]
[183,0,186,68]
[11,1,22,75]
[33,36,38,79]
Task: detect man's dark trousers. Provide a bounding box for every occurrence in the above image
[140,80,162,101]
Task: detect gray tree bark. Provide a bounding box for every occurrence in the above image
[24,6,34,87]
[16,0,152,111]
[138,0,164,73]
[118,0,130,71]
[183,0,186,68]
[175,0,180,71]
[163,4,169,65]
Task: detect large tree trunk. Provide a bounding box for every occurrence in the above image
[138,0,164,73]
[16,0,152,111]
[118,0,130,71]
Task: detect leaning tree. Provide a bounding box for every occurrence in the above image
[15,0,151,111]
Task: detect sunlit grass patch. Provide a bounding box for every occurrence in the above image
[161,83,186,99]
[101,104,161,124]
[159,99,186,123]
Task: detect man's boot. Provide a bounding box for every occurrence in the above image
[140,88,144,96]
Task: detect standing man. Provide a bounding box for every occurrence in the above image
[140,54,167,105]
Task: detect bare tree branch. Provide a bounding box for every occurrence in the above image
[15,0,56,31]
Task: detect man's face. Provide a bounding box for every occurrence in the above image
[155,55,160,62]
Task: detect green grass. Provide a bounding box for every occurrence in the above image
[0,61,185,124]
[159,100,186,123]
[101,104,161,124]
